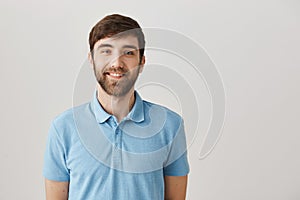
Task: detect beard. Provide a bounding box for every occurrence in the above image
[94,65,140,97]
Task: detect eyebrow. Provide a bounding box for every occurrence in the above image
[96,44,138,50]
[97,44,113,49]
[122,45,138,50]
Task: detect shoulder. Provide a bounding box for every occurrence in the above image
[142,100,183,130]
[143,100,182,120]
[50,103,90,139]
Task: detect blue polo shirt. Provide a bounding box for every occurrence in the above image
[43,91,189,200]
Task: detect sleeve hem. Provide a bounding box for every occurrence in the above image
[164,169,190,177]
[43,173,70,182]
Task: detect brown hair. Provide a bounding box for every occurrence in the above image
[89,14,145,61]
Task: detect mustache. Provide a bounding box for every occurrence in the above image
[103,67,128,74]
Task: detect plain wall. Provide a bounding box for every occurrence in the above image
[0,0,299,199]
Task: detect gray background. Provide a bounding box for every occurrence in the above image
[1,0,299,199]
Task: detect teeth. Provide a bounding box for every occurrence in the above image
[110,73,122,77]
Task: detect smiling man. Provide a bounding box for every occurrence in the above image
[43,14,189,200]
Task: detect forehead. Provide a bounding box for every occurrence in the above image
[94,35,139,49]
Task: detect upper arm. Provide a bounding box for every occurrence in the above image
[163,118,189,199]
[44,122,70,199]
[43,122,70,181]
[164,175,188,200]
[45,179,69,200]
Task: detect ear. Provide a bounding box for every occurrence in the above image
[139,56,146,73]
[88,52,94,69]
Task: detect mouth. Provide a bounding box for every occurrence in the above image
[104,72,126,79]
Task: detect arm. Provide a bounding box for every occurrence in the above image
[164,175,188,200]
[45,179,69,200]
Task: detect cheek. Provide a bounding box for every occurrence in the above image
[93,59,109,71]
[94,63,105,70]
[93,54,110,64]
[124,59,140,69]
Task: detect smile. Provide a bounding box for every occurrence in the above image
[110,73,123,77]
[105,72,126,79]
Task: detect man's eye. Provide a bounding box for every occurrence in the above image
[100,49,111,54]
[124,50,134,56]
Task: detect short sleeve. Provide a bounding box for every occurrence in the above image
[163,151,189,176]
[43,122,70,181]
[163,119,190,176]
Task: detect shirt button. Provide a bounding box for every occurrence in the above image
[115,127,120,134]
[112,117,118,126]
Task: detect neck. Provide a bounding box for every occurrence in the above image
[96,85,135,123]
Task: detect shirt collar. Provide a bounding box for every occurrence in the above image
[127,91,144,123]
[92,90,111,123]
[92,90,144,124]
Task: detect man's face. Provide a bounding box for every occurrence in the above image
[90,35,145,97]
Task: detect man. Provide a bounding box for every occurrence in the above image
[43,14,189,200]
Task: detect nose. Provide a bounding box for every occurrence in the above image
[111,53,124,68]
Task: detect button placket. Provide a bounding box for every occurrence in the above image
[114,127,118,148]
[113,125,121,168]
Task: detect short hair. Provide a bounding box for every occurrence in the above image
[89,14,145,61]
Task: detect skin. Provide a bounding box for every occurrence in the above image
[45,35,188,200]
[45,179,69,200]
[90,35,145,122]
[165,175,188,200]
